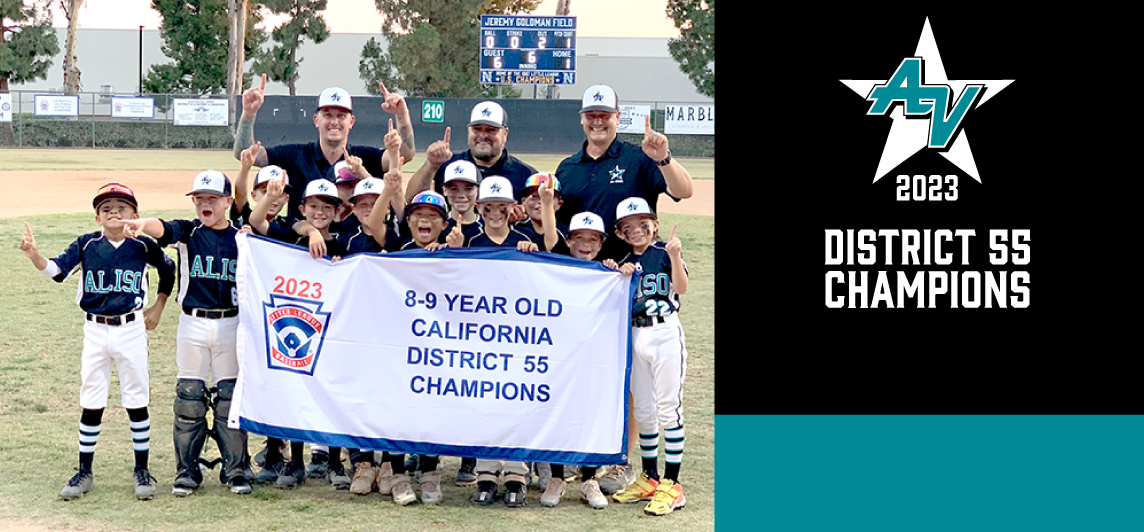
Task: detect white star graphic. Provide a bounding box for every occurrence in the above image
[839,17,1014,183]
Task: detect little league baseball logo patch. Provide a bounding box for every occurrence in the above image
[263,295,331,376]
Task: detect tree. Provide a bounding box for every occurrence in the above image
[226,0,249,102]
[145,0,265,95]
[1,0,59,93]
[59,0,82,95]
[253,0,329,96]
[1,0,60,145]
[359,0,539,98]
[666,0,714,98]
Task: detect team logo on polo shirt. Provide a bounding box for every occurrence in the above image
[609,165,625,184]
[263,295,331,376]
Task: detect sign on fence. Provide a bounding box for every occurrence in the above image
[111,97,155,119]
[422,100,444,123]
[34,95,80,117]
[173,98,229,126]
[665,103,715,135]
[232,235,633,465]
[0,94,11,122]
[617,105,650,134]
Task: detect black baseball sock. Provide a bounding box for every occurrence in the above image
[78,408,104,471]
[126,407,150,470]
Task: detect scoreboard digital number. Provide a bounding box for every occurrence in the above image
[480,15,576,85]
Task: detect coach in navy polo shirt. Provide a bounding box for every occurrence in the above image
[405,101,539,203]
[555,84,695,261]
[233,75,415,223]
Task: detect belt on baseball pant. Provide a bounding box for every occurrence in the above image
[86,311,137,327]
[183,306,239,319]
[633,313,673,328]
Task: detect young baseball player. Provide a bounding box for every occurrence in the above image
[121,170,253,497]
[20,183,176,501]
[393,190,452,252]
[515,172,570,254]
[445,175,537,253]
[233,141,290,229]
[249,177,351,489]
[436,159,483,244]
[608,197,689,516]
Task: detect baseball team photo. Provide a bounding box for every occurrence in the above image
[0,1,715,531]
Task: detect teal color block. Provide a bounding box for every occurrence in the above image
[718,415,1144,532]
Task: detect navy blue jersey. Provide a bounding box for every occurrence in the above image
[263,219,346,258]
[618,242,687,318]
[435,217,484,244]
[431,150,538,200]
[338,224,401,255]
[513,220,570,254]
[50,231,176,315]
[465,226,534,248]
[555,138,677,230]
[265,143,388,223]
[230,202,290,231]
[157,219,239,310]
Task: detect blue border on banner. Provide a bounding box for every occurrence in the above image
[239,234,636,466]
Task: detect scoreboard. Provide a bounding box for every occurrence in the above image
[479,15,577,85]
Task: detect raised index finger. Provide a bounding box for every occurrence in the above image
[24,221,33,236]
[260,73,267,91]
[669,223,678,241]
[388,118,394,133]
[443,126,451,144]
[644,114,652,135]
[378,81,390,95]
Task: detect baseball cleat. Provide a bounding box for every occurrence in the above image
[539,476,565,507]
[420,471,443,505]
[471,480,498,505]
[133,468,157,500]
[598,463,636,494]
[254,458,282,484]
[306,450,329,478]
[643,479,685,516]
[374,461,395,493]
[349,463,378,495]
[579,478,608,509]
[171,474,198,498]
[455,459,477,486]
[503,480,527,507]
[275,461,306,488]
[391,475,416,506]
[228,476,253,495]
[59,469,94,500]
[327,461,351,490]
[611,471,659,503]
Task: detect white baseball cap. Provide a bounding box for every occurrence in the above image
[303,179,342,205]
[255,165,289,189]
[581,84,619,113]
[477,175,515,203]
[443,160,480,185]
[332,160,359,183]
[349,177,385,203]
[188,170,232,196]
[469,101,507,128]
[569,212,607,238]
[317,87,352,112]
[614,197,655,227]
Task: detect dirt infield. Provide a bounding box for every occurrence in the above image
[0,171,714,218]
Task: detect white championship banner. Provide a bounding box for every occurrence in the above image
[232,234,634,465]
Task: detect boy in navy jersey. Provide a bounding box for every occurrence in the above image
[122,171,254,497]
[21,183,175,501]
[445,175,537,253]
[516,172,570,254]
[608,197,689,516]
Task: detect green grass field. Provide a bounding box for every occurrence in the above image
[0,150,714,532]
[0,148,715,179]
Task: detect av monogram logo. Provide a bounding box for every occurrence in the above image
[839,17,1014,185]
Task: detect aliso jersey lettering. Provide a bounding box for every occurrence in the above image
[158,219,240,309]
[50,232,176,315]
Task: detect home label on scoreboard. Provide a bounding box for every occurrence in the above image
[479,15,577,85]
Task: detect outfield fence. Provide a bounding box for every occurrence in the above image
[0,90,714,156]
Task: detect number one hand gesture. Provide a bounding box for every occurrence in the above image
[641,114,670,162]
[19,222,39,259]
[427,127,452,166]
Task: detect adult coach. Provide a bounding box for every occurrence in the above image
[233,74,415,222]
[405,101,538,204]
[555,84,694,261]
